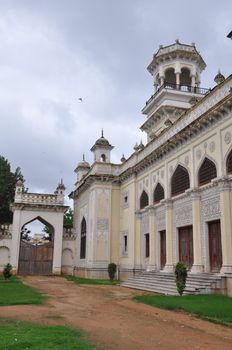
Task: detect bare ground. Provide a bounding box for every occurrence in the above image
[0,276,232,350]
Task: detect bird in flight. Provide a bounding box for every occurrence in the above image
[78,97,83,102]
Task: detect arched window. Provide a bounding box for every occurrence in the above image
[226,149,232,174]
[100,154,106,162]
[154,183,165,203]
[80,217,87,259]
[198,158,217,186]
[171,165,190,196]
[180,67,191,87]
[164,68,175,87]
[140,190,149,209]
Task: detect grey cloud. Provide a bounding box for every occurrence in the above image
[0,0,231,199]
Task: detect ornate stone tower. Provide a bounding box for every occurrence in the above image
[90,130,114,163]
[141,40,209,142]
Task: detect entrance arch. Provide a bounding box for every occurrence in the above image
[18,217,54,275]
[10,180,68,275]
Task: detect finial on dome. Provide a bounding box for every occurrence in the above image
[214,69,225,85]
[121,154,126,163]
[83,153,85,161]
[101,128,104,138]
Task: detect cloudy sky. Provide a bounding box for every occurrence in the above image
[0,0,231,205]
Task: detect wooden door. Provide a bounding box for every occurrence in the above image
[160,230,166,269]
[179,226,193,270]
[208,220,222,272]
[18,240,53,275]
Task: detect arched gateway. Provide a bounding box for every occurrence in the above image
[10,180,68,275]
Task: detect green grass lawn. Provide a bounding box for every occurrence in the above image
[64,274,119,285]
[134,294,232,326]
[0,276,44,306]
[0,319,93,350]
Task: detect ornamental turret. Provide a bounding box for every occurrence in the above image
[55,179,66,203]
[141,40,209,142]
[90,129,114,163]
[14,179,24,202]
[74,154,90,184]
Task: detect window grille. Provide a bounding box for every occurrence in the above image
[171,165,190,196]
[140,190,149,209]
[198,158,217,186]
[154,183,165,203]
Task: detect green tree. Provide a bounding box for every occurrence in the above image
[42,225,53,241]
[0,156,24,224]
[64,208,73,229]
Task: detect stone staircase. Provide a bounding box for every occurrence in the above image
[121,271,226,295]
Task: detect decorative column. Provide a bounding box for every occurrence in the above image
[175,72,180,88]
[218,179,232,273]
[191,75,196,88]
[134,212,142,270]
[164,199,174,272]
[190,189,204,273]
[148,207,157,271]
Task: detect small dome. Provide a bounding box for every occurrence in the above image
[214,70,225,85]
[57,179,66,191]
[77,160,90,168]
[138,140,145,150]
[120,154,126,163]
[75,154,90,172]
[94,136,111,147]
[90,130,113,151]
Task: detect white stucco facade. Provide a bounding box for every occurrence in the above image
[70,41,232,294]
[1,41,232,295]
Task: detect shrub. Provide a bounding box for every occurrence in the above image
[3,263,12,280]
[108,263,117,280]
[174,262,187,296]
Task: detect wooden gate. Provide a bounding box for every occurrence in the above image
[160,230,166,269]
[18,240,53,275]
[208,220,222,272]
[179,226,193,270]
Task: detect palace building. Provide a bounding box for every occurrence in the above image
[1,40,232,295]
[70,40,232,294]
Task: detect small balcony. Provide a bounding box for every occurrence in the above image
[144,82,211,108]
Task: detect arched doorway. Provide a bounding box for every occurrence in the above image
[18,217,54,275]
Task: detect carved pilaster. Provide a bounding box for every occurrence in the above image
[164,199,174,272]
[148,207,157,271]
[189,189,204,272]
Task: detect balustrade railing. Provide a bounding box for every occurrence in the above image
[144,82,211,107]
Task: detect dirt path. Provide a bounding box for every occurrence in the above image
[0,276,232,350]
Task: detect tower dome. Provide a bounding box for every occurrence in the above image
[90,130,114,163]
[74,154,90,183]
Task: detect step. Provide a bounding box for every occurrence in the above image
[121,271,224,295]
